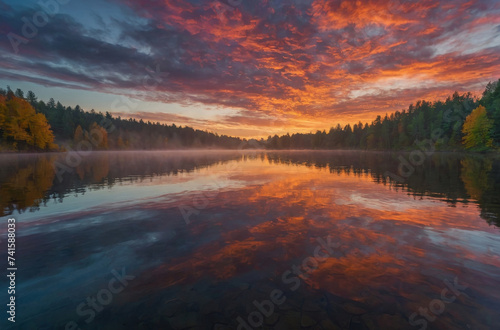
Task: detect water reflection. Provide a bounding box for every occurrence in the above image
[0,151,499,329]
[0,151,244,217]
[0,155,55,215]
[1,151,499,226]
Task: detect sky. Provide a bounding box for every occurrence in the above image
[1,0,500,138]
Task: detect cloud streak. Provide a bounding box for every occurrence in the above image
[1,0,499,136]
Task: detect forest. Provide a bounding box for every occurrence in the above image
[0,79,499,152]
[265,79,500,151]
[0,87,245,151]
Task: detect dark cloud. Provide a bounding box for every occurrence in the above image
[1,0,499,134]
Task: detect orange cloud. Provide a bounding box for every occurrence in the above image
[2,0,499,137]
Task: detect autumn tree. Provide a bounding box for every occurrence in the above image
[0,95,5,129]
[117,136,125,149]
[0,94,56,150]
[29,113,56,149]
[462,105,494,150]
[74,125,84,143]
[85,122,108,149]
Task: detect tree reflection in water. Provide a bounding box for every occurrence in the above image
[1,151,499,226]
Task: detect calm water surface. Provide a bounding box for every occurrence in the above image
[0,150,499,330]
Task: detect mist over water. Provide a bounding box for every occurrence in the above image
[0,150,499,329]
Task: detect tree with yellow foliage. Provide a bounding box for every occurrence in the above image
[0,96,6,128]
[74,125,84,143]
[87,122,109,149]
[90,122,108,149]
[29,113,56,149]
[0,157,56,215]
[0,94,56,150]
[462,105,494,150]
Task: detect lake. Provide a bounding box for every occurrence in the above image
[0,150,499,330]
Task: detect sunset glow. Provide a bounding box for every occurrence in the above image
[1,0,500,137]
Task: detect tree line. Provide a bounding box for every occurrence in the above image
[0,87,246,151]
[1,79,499,152]
[265,79,500,151]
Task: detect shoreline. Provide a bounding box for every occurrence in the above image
[1,149,498,156]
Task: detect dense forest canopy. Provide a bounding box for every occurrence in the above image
[0,87,246,151]
[0,79,499,152]
[265,79,500,151]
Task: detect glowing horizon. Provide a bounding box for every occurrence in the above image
[1,0,499,139]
